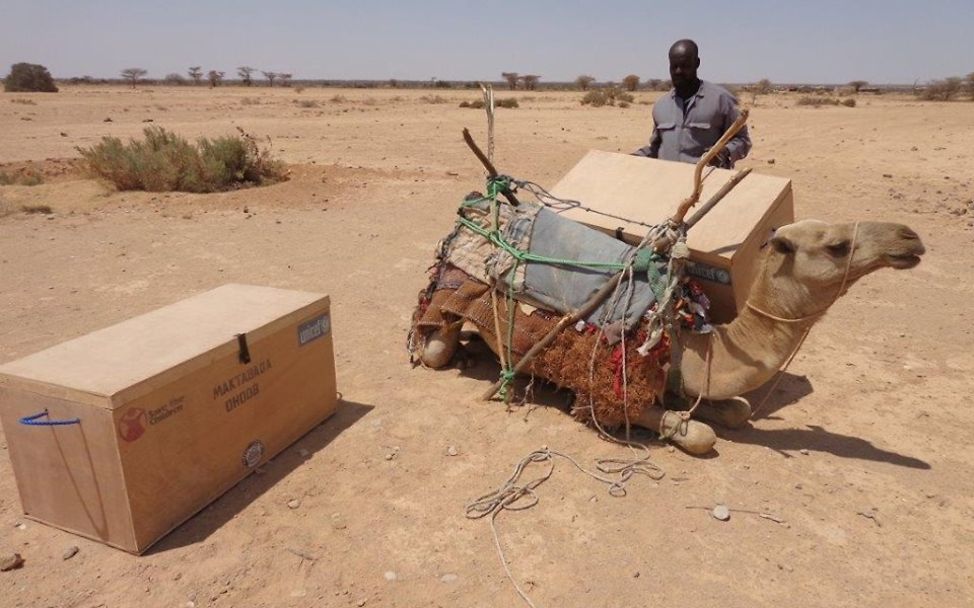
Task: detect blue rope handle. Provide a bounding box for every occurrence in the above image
[19,409,81,426]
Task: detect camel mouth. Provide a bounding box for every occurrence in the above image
[885,253,923,269]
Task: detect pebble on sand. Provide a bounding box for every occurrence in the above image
[287,499,301,509]
[62,546,79,561]
[1,553,25,571]
[446,445,459,457]
[711,504,731,521]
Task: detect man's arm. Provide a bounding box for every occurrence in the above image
[632,125,661,157]
[720,95,751,165]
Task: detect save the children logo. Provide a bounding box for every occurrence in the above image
[117,408,147,442]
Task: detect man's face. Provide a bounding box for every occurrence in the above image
[669,47,699,90]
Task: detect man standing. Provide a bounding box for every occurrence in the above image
[634,39,751,168]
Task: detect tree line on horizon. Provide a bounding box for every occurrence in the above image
[5,62,974,101]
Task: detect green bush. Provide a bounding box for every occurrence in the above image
[4,63,58,93]
[77,126,286,193]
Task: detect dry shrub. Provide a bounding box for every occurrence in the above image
[420,94,449,104]
[77,126,286,193]
[841,98,856,107]
[0,170,43,186]
[362,97,378,106]
[21,204,52,214]
[10,98,36,105]
[295,99,319,108]
[329,94,348,103]
[796,96,841,107]
[919,77,963,101]
[581,87,633,107]
[459,99,485,109]
[495,98,519,108]
[240,97,260,106]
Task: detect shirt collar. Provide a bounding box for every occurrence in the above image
[670,80,707,99]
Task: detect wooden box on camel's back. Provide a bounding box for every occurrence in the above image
[550,151,794,322]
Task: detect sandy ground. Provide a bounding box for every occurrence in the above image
[1,85,973,608]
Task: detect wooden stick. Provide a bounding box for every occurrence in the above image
[685,167,753,228]
[670,109,749,225]
[462,128,520,207]
[482,270,624,400]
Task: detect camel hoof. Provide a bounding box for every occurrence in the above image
[660,411,716,455]
[697,397,752,429]
[419,322,462,369]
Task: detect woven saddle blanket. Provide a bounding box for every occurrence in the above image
[441,196,659,329]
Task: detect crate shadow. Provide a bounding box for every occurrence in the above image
[148,398,373,554]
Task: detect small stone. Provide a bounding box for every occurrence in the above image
[0,553,24,571]
[356,599,367,607]
[62,546,79,561]
[185,602,196,608]
[632,571,640,578]
[440,573,458,583]
[287,499,301,509]
[800,448,810,456]
[15,523,26,531]
[882,173,893,178]
[384,452,395,461]
[666,446,676,453]
[331,513,347,530]
[243,206,249,214]
[446,445,459,457]
[384,571,397,581]
[711,504,731,521]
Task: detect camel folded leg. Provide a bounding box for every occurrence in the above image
[688,397,752,430]
[634,408,717,455]
[419,321,463,369]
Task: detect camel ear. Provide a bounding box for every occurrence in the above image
[770,234,796,255]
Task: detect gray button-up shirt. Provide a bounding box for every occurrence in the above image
[634,81,751,168]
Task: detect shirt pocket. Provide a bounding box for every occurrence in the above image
[654,121,676,132]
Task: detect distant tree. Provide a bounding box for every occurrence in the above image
[164,73,186,85]
[501,72,519,90]
[207,70,225,87]
[848,80,868,93]
[575,75,595,91]
[520,74,540,90]
[188,66,203,85]
[645,78,662,91]
[237,66,256,86]
[120,67,148,89]
[388,78,399,88]
[3,62,58,92]
[622,74,640,92]
[919,77,963,101]
[279,73,293,87]
[966,72,974,100]
[262,71,278,87]
[754,78,773,94]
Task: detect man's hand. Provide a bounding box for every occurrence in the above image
[708,148,730,168]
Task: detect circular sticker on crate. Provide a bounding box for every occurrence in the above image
[242,440,265,468]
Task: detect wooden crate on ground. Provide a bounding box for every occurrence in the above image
[0,284,337,554]
[549,150,795,322]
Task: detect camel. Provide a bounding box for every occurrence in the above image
[413,219,925,455]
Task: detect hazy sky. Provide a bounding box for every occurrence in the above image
[2,0,972,84]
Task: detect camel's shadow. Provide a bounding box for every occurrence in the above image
[456,340,929,469]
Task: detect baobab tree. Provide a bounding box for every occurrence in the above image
[262,71,278,87]
[188,66,203,85]
[207,70,225,87]
[520,75,540,90]
[238,66,256,86]
[575,75,595,91]
[501,72,519,90]
[120,67,147,89]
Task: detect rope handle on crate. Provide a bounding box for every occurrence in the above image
[19,409,81,426]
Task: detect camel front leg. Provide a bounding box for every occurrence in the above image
[419,320,463,369]
[634,408,717,455]
[688,397,752,429]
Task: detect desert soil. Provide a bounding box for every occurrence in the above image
[1,86,972,607]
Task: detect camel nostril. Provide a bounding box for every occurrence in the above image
[899,227,920,240]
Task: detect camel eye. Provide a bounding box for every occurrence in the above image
[826,241,851,257]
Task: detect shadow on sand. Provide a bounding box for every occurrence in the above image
[149,398,374,554]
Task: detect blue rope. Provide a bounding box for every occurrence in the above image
[19,409,81,426]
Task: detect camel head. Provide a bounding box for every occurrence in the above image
[754,220,925,316]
